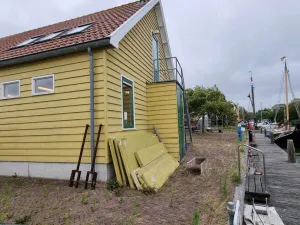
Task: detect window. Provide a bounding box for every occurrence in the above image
[121,75,135,129]
[35,30,65,43]
[1,80,20,99]
[13,37,39,48]
[62,24,93,37]
[152,34,159,82]
[32,75,54,95]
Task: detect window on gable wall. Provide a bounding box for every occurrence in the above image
[152,33,160,82]
[1,80,20,99]
[122,76,135,129]
[32,75,54,95]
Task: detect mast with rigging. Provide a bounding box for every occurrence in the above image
[282,56,290,130]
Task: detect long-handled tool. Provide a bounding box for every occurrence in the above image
[69,124,89,188]
[85,124,102,190]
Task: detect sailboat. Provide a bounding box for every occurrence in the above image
[274,57,300,149]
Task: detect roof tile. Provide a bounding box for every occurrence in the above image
[0,0,149,61]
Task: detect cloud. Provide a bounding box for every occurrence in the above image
[1,0,300,111]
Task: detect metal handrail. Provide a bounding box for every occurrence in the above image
[244,144,267,192]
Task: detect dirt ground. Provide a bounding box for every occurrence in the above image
[0,131,240,225]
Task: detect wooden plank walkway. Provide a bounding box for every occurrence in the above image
[255,133,300,225]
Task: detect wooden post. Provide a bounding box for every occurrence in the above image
[264,128,267,137]
[287,139,296,163]
[270,132,274,144]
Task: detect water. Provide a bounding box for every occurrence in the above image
[278,147,300,163]
[296,148,300,163]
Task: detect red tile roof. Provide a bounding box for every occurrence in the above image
[0,1,148,61]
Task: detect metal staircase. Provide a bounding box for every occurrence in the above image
[153,57,192,143]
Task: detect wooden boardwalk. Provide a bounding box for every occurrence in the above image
[255,133,300,225]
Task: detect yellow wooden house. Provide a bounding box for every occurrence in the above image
[0,0,191,181]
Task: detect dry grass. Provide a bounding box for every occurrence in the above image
[0,131,239,225]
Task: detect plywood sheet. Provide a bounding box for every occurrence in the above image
[135,142,167,167]
[113,139,127,186]
[116,133,159,188]
[138,154,179,191]
[108,138,123,185]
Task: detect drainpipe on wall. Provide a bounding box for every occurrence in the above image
[88,47,95,163]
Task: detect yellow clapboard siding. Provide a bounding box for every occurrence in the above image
[0,104,90,118]
[19,82,104,97]
[0,49,106,163]
[0,97,91,113]
[0,149,106,157]
[0,112,93,125]
[147,108,177,116]
[0,156,106,163]
[147,95,177,102]
[0,90,92,107]
[147,98,177,107]
[146,85,176,93]
[0,135,105,143]
[0,50,103,77]
[20,74,104,90]
[147,113,177,120]
[148,105,177,112]
[0,142,94,149]
[0,127,99,137]
[147,82,179,159]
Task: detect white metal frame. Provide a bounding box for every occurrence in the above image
[1,80,20,99]
[120,74,136,130]
[32,74,55,96]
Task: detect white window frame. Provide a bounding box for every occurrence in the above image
[152,33,160,82]
[32,74,55,96]
[1,80,20,99]
[121,74,136,130]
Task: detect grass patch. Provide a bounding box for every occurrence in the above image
[219,177,229,199]
[114,187,124,197]
[0,213,5,223]
[43,185,48,198]
[15,214,31,224]
[81,193,89,205]
[104,189,112,201]
[231,167,241,185]
[107,179,119,191]
[192,211,200,225]
[64,214,71,225]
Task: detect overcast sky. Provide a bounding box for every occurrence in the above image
[1,0,299,111]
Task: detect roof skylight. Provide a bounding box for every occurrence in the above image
[35,30,65,43]
[62,24,93,37]
[13,37,39,48]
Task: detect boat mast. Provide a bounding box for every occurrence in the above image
[249,71,256,123]
[283,57,290,130]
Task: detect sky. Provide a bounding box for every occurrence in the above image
[1,0,300,111]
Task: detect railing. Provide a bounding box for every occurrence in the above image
[153,57,184,84]
[245,144,267,191]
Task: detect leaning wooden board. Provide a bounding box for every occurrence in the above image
[108,138,123,185]
[116,134,159,189]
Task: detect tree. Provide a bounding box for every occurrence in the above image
[186,85,237,132]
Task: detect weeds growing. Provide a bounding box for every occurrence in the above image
[192,211,200,225]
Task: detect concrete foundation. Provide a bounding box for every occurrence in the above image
[0,162,114,181]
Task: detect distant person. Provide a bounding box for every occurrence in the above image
[248,120,253,142]
[237,123,242,141]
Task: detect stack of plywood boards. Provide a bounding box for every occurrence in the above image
[108,132,179,192]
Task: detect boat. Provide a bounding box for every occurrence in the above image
[274,56,300,149]
[275,121,300,149]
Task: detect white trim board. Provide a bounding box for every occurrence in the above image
[109,0,174,77]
